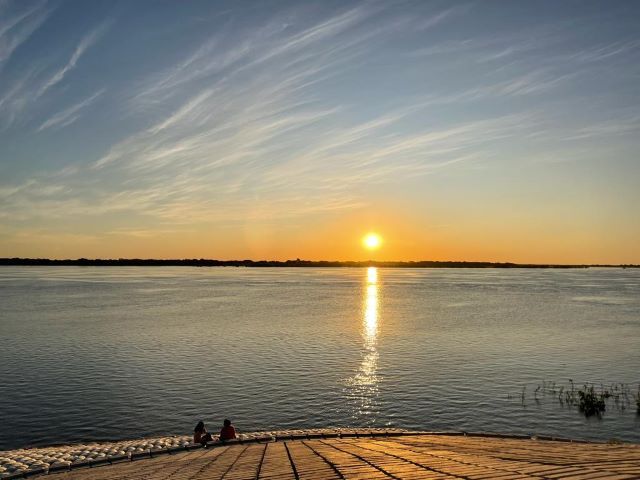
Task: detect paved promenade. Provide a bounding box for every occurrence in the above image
[31,432,640,480]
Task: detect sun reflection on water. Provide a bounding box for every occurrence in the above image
[367,266,377,284]
[365,284,378,340]
[346,267,381,422]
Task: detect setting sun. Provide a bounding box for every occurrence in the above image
[363,233,382,250]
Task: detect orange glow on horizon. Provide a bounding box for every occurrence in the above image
[4,206,638,265]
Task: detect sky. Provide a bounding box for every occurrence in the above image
[0,0,639,263]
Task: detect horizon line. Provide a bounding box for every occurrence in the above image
[1,258,638,268]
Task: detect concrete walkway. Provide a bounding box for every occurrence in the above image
[25,433,640,479]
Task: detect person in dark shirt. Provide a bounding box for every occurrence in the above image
[219,419,237,441]
[193,421,213,445]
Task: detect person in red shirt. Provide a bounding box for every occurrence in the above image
[219,419,237,441]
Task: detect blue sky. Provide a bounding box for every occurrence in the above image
[1,0,639,262]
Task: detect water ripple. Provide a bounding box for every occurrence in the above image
[1,266,639,450]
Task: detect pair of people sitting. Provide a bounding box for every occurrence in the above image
[193,419,236,445]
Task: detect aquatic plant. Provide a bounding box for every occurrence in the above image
[512,380,639,418]
[577,386,608,417]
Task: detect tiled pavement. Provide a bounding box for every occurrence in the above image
[39,434,640,479]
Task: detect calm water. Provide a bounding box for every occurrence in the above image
[1,266,639,450]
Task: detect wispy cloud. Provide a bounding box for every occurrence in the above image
[415,4,471,30]
[36,21,110,98]
[0,5,467,225]
[37,88,104,131]
[1,0,639,259]
[0,17,110,131]
[563,40,640,64]
[0,0,51,66]
[133,5,376,104]
[0,4,575,228]
[561,115,640,141]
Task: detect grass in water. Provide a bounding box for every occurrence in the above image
[577,386,608,416]
[513,380,640,418]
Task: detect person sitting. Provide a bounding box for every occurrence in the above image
[193,421,213,445]
[219,419,237,441]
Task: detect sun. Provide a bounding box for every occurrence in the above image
[363,233,382,250]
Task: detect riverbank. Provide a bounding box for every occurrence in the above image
[2,429,639,479]
[0,428,412,477]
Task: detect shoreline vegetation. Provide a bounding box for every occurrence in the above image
[1,258,638,268]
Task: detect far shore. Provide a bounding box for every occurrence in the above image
[1,258,638,269]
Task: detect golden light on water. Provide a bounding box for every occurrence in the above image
[345,266,380,419]
[365,284,378,339]
[365,267,378,339]
[363,233,382,250]
[367,266,377,284]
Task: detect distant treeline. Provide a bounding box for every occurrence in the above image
[1,258,638,268]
